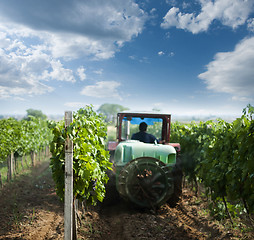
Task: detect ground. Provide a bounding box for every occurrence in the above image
[0,160,253,240]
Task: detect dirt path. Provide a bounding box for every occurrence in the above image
[0,161,253,240]
[79,191,234,240]
[79,186,253,240]
[0,160,64,240]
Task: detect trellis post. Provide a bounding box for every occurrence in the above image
[7,152,14,181]
[65,111,73,240]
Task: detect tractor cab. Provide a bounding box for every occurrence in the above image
[108,112,180,152]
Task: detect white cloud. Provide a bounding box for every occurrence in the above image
[158,51,165,56]
[139,57,150,63]
[93,69,103,75]
[161,0,254,34]
[150,8,157,14]
[0,0,147,60]
[247,18,254,32]
[0,84,53,99]
[128,55,150,63]
[158,51,174,57]
[129,55,136,60]
[77,67,86,81]
[166,0,177,6]
[165,32,171,39]
[198,37,254,100]
[0,31,77,98]
[47,33,116,60]
[0,0,147,99]
[43,60,75,83]
[80,81,122,100]
[232,96,252,102]
[182,2,191,10]
[64,102,89,109]
[169,52,175,57]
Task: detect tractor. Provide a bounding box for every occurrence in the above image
[107,112,182,208]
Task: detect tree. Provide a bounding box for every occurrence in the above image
[97,103,129,123]
[152,107,161,112]
[24,109,47,121]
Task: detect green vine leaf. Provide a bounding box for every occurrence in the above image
[50,105,112,206]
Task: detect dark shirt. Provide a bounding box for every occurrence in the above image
[131,131,158,143]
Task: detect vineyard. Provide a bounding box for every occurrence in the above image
[0,115,52,186]
[0,105,253,239]
[171,104,254,223]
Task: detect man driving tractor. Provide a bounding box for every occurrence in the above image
[131,122,159,143]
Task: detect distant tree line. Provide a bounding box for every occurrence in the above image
[97,103,129,124]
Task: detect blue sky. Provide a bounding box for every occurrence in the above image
[0,0,254,117]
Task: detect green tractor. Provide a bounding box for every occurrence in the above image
[107,112,182,208]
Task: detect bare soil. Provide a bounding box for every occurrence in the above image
[0,160,253,240]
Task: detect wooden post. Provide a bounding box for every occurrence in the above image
[31,151,36,166]
[14,154,18,174]
[21,155,24,170]
[7,152,14,181]
[0,171,2,188]
[38,149,41,162]
[25,155,29,168]
[65,111,74,240]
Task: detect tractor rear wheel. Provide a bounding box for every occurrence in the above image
[117,157,174,208]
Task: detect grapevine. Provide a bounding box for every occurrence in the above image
[50,106,112,206]
[0,117,52,163]
[171,105,254,219]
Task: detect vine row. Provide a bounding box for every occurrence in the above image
[49,106,112,206]
[171,104,254,220]
[0,116,52,164]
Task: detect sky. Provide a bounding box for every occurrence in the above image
[0,0,254,118]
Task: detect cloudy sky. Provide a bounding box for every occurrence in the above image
[0,0,254,117]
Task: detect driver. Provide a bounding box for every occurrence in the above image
[131,122,159,143]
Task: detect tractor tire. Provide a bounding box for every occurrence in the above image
[99,151,120,207]
[167,156,183,207]
[117,157,174,208]
[102,169,120,206]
